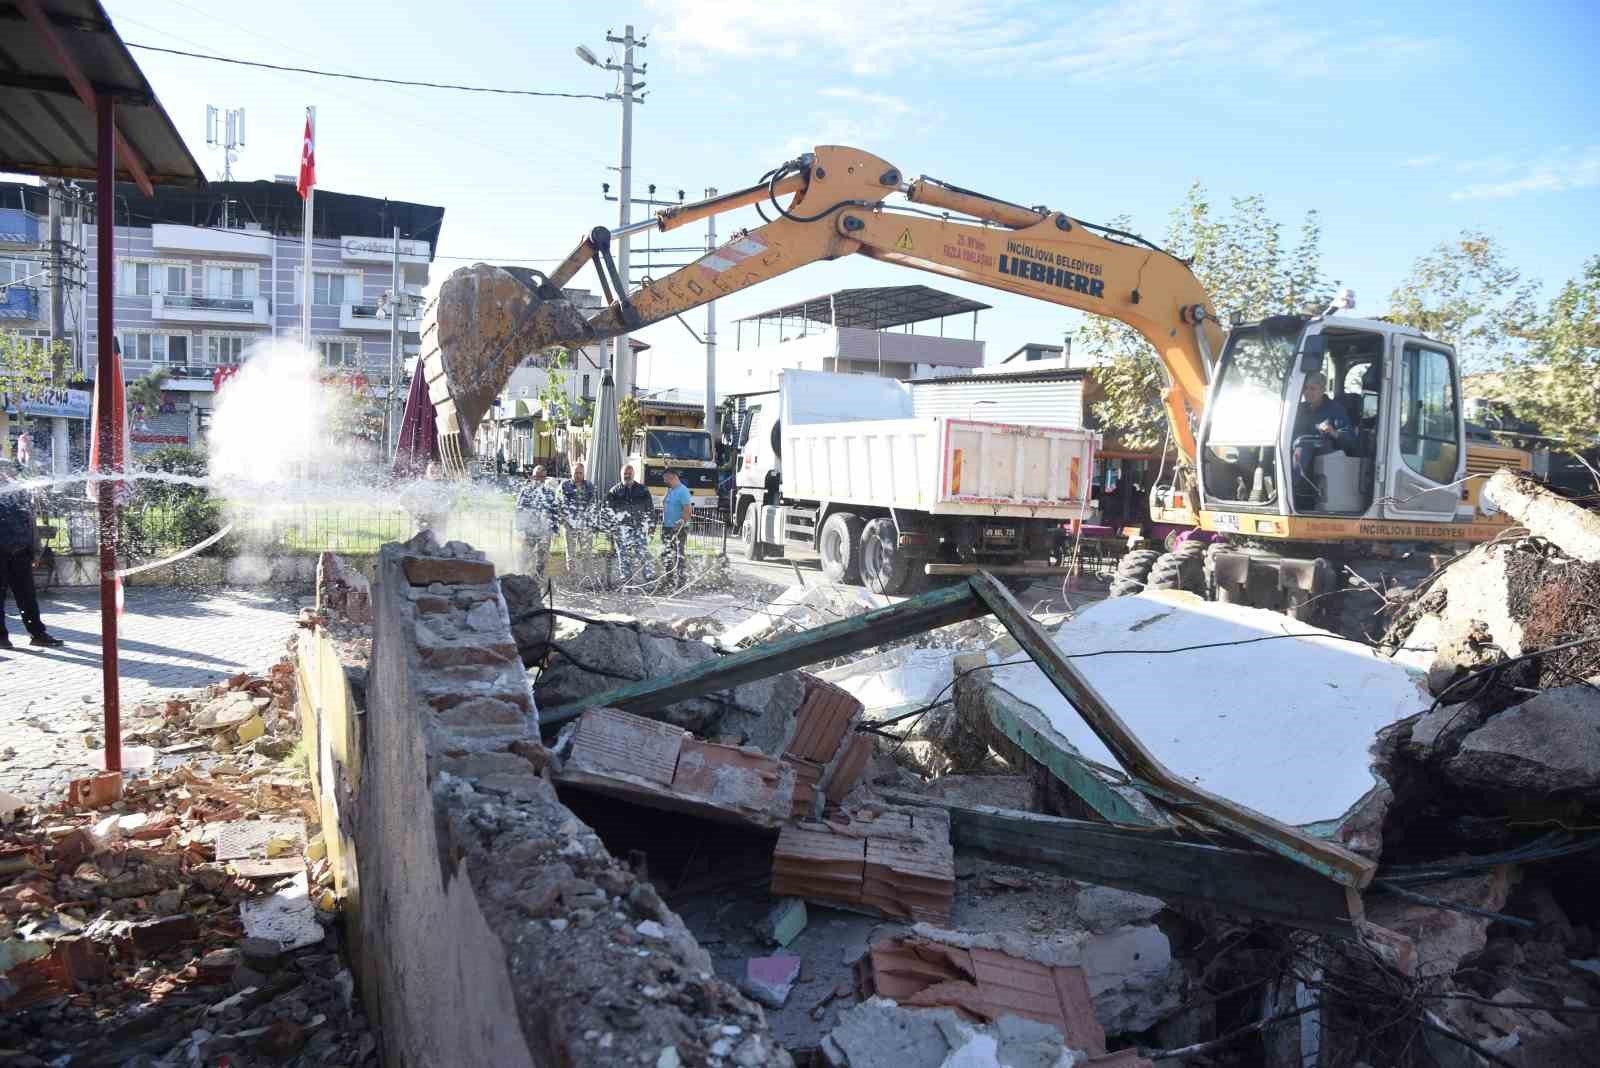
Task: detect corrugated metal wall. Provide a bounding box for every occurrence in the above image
[909,376,1085,428]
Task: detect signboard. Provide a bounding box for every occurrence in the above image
[1,388,92,420]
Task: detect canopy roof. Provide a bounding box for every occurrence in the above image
[738,285,990,332]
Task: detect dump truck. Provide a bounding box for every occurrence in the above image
[729,370,1098,593]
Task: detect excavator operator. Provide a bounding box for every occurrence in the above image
[1291,373,1356,508]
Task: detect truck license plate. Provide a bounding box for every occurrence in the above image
[984,527,1014,539]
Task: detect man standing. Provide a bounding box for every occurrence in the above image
[561,461,598,582]
[515,465,560,579]
[1291,372,1356,507]
[0,463,64,649]
[659,469,694,589]
[606,463,655,586]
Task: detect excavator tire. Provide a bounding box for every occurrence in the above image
[819,512,865,585]
[1146,551,1206,596]
[1109,549,1161,597]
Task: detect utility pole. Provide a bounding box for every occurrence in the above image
[385,226,401,459]
[46,179,69,474]
[704,186,717,436]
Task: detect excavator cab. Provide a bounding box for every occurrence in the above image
[1196,314,1468,529]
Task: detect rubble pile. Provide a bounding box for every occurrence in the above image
[0,669,372,1066]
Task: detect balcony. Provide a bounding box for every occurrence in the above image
[339,235,430,266]
[0,208,41,248]
[153,292,271,326]
[151,223,273,259]
[340,301,420,333]
[0,285,40,321]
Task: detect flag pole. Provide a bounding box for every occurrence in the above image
[300,106,315,350]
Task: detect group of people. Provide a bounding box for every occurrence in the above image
[514,461,696,590]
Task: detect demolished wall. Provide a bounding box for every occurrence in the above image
[313,535,785,1067]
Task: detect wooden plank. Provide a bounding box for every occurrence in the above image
[972,681,1157,827]
[880,791,1360,937]
[967,572,1376,890]
[541,581,991,728]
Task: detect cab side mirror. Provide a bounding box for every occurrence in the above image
[1298,334,1327,373]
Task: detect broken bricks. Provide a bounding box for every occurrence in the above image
[774,804,955,926]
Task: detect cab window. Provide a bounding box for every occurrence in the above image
[1398,344,1458,482]
[738,405,762,447]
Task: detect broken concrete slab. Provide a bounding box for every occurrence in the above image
[1445,683,1600,798]
[1366,867,1516,979]
[1071,887,1165,935]
[745,954,802,1008]
[979,590,1431,834]
[556,706,796,828]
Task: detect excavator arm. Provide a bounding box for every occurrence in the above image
[419,146,1224,475]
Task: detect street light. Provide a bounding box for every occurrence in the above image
[574,44,601,67]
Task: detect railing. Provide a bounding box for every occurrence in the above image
[163,294,256,313]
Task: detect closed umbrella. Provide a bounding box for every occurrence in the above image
[393,369,439,479]
[586,368,622,492]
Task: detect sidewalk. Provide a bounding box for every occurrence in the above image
[0,586,300,802]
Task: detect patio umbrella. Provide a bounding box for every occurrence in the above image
[392,369,439,478]
[586,368,622,491]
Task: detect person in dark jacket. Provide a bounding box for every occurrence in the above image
[606,464,656,585]
[1291,372,1357,506]
[0,463,64,649]
[560,461,599,582]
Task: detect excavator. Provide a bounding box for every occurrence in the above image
[416,145,1526,618]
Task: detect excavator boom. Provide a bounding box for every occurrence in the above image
[418,146,1224,472]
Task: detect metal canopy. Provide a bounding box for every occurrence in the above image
[738,285,991,332]
[0,0,205,193]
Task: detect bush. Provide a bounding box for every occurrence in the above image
[123,446,227,557]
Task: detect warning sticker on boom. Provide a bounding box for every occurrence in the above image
[895,228,915,251]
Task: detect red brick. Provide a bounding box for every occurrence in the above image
[418,642,519,668]
[66,772,123,810]
[402,556,496,586]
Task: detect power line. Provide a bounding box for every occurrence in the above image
[124,42,613,101]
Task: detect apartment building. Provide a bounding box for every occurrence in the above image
[82,178,444,452]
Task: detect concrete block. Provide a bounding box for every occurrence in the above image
[745,955,802,1008]
[763,898,808,948]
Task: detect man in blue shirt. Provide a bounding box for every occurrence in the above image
[1292,372,1356,507]
[659,469,694,588]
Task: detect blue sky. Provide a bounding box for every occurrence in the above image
[88,0,1600,387]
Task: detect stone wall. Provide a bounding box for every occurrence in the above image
[304,534,785,1067]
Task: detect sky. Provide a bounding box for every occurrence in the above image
[61,0,1600,390]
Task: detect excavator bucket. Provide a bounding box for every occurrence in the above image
[417,263,594,472]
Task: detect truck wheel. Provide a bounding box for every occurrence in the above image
[1109,549,1160,597]
[819,512,864,585]
[1146,551,1205,595]
[741,506,766,562]
[859,517,922,596]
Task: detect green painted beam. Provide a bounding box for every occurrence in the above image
[880,791,1360,938]
[541,580,991,728]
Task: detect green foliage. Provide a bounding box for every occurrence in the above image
[1497,257,1600,448]
[126,369,169,420]
[537,347,577,426]
[1386,231,1538,369]
[617,394,642,452]
[1,332,67,460]
[123,445,226,557]
[1082,185,1334,449]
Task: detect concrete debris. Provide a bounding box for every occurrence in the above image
[764,897,810,948]
[722,583,896,648]
[774,804,955,925]
[1069,887,1165,936]
[1444,682,1600,799]
[746,954,803,1008]
[821,998,1100,1068]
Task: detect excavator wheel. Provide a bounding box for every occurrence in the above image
[1109,549,1161,597]
[1144,550,1206,596]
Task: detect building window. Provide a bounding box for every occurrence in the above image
[318,339,361,368]
[0,259,37,288]
[205,334,246,365]
[205,265,256,300]
[120,331,191,363]
[164,265,188,295]
[121,261,151,296]
[312,272,351,306]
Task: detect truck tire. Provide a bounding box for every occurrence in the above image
[1146,551,1205,595]
[819,512,864,585]
[741,505,766,562]
[859,517,923,596]
[1109,549,1160,597]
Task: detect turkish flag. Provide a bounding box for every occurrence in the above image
[296,109,316,199]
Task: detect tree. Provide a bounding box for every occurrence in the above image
[126,369,169,423]
[536,347,576,427]
[1082,185,1335,449]
[0,331,65,460]
[617,394,642,452]
[1497,257,1600,448]
[1386,231,1539,369]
